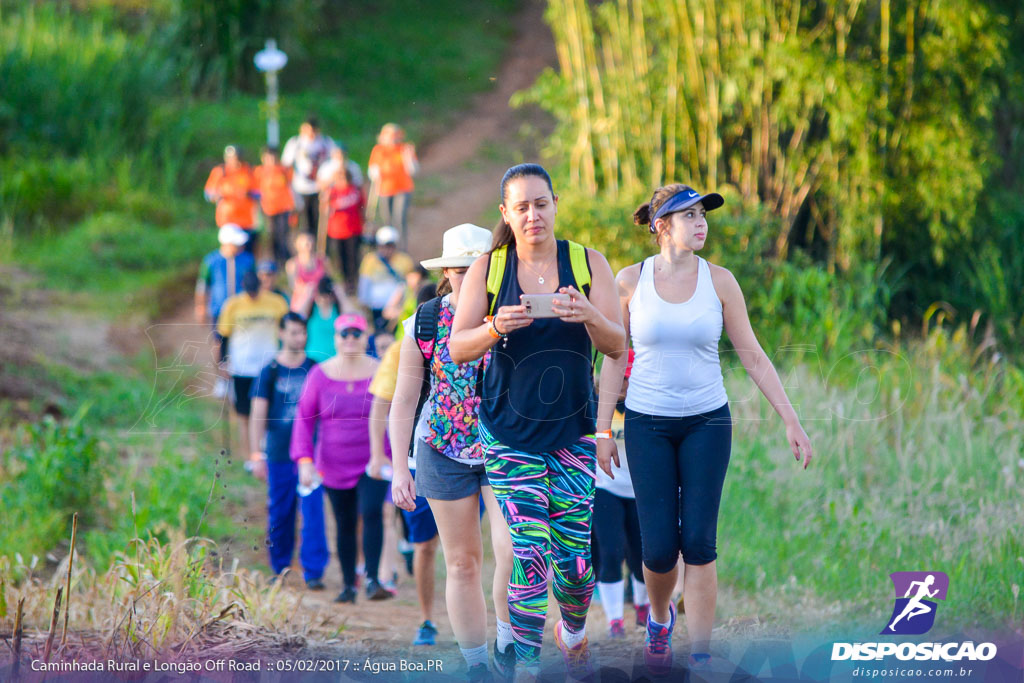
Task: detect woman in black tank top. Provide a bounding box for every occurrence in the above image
[450,164,624,678]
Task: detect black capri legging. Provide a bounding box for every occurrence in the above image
[592,488,645,584]
[623,403,732,572]
[324,473,390,587]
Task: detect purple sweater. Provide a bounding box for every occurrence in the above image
[290,365,390,490]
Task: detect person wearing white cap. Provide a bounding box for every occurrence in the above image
[357,226,414,333]
[195,224,256,328]
[195,224,257,400]
[388,224,515,682]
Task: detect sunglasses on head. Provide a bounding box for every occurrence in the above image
[337,328,363,339]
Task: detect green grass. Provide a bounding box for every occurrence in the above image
[715,327,1024,631]
[0,353,262,570]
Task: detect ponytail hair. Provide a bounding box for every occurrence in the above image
[492,217,516,251]
[491,163,555,252]
[634,182,690,243]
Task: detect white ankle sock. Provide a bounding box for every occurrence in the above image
[632,576,649,606]
[559,622,586,648]
[597,580,625,621]
[649,609,672,629]
[460,644,489,667]
[496,618,515,652]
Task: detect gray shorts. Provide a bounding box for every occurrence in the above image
[414,441,489,501]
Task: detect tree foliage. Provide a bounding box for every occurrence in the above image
[521,0,1008,272]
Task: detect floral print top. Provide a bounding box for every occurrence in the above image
[420,295,486,463]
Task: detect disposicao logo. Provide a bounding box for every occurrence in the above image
[881,571,948,635]
[831,571,997,662]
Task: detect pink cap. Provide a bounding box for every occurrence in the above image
[334,313,368,333]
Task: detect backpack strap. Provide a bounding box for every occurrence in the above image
[414,296,443,361]
[567,241,592,297]
[486,245,509,316]
[409,296,443,458]
[263,360,280,412]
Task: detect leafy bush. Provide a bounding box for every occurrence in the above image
[0,4,173,157]
[0,412,106,559]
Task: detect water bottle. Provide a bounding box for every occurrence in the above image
[297,471,322,497]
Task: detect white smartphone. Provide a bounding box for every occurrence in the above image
[520,293,571,318]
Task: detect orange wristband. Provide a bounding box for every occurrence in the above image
[485,316,501,339]
[594,430,613,440]
[298,457,313,465]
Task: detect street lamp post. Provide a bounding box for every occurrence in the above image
[254,39,288,148]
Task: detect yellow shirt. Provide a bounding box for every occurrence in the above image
[368,340,403,401]
[358,251,415,309]
[217,291,289,376]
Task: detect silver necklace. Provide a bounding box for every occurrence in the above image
[520,256,555,285]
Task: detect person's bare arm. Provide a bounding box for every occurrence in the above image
[368,392,391,479]
[388,337,425,510]
[712,264,813,468]
[450,255,533,363]
[595,264,640,476]
[248,396,269,480]
[194,292,208,324]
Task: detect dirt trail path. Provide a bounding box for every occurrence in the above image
[127,0,597,671]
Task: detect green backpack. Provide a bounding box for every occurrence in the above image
[485,240,592,315]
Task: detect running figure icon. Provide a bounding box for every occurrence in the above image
[881,571,948,635]
[887,574,939,631]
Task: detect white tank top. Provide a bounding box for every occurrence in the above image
[625,256,729,417]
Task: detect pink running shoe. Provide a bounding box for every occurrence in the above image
[644,602,676,677]
[609,618,626,638]
[554,620,594,681]
[634,603,650,627]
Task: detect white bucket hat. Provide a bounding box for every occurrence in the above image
[420,224,493,269]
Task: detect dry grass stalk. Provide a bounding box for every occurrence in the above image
[41,586,62,665]
[13,597,25,678]
[60,512,78,649]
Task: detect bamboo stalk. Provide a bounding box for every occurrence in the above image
[664,5,680,182]
[61,512,78,649]
[676,0,703,182]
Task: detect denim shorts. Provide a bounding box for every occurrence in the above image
[414,441,489,501]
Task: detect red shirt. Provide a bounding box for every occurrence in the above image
[327,185,365,240]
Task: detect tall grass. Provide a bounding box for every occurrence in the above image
[0,531,339,659]
[718,317,1024,630]
[0,356,262,569]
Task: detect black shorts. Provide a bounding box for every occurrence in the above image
[231,375,255,416]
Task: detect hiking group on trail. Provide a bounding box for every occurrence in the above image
[200,117,813,681]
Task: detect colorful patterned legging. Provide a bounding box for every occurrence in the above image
[481,422,597,666]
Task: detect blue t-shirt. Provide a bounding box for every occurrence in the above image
[251,357,316,462]
[198,250,256,323]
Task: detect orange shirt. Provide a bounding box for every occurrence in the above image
[253,163,295,216]
[368,143,415,197]
[205,163,257,228]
